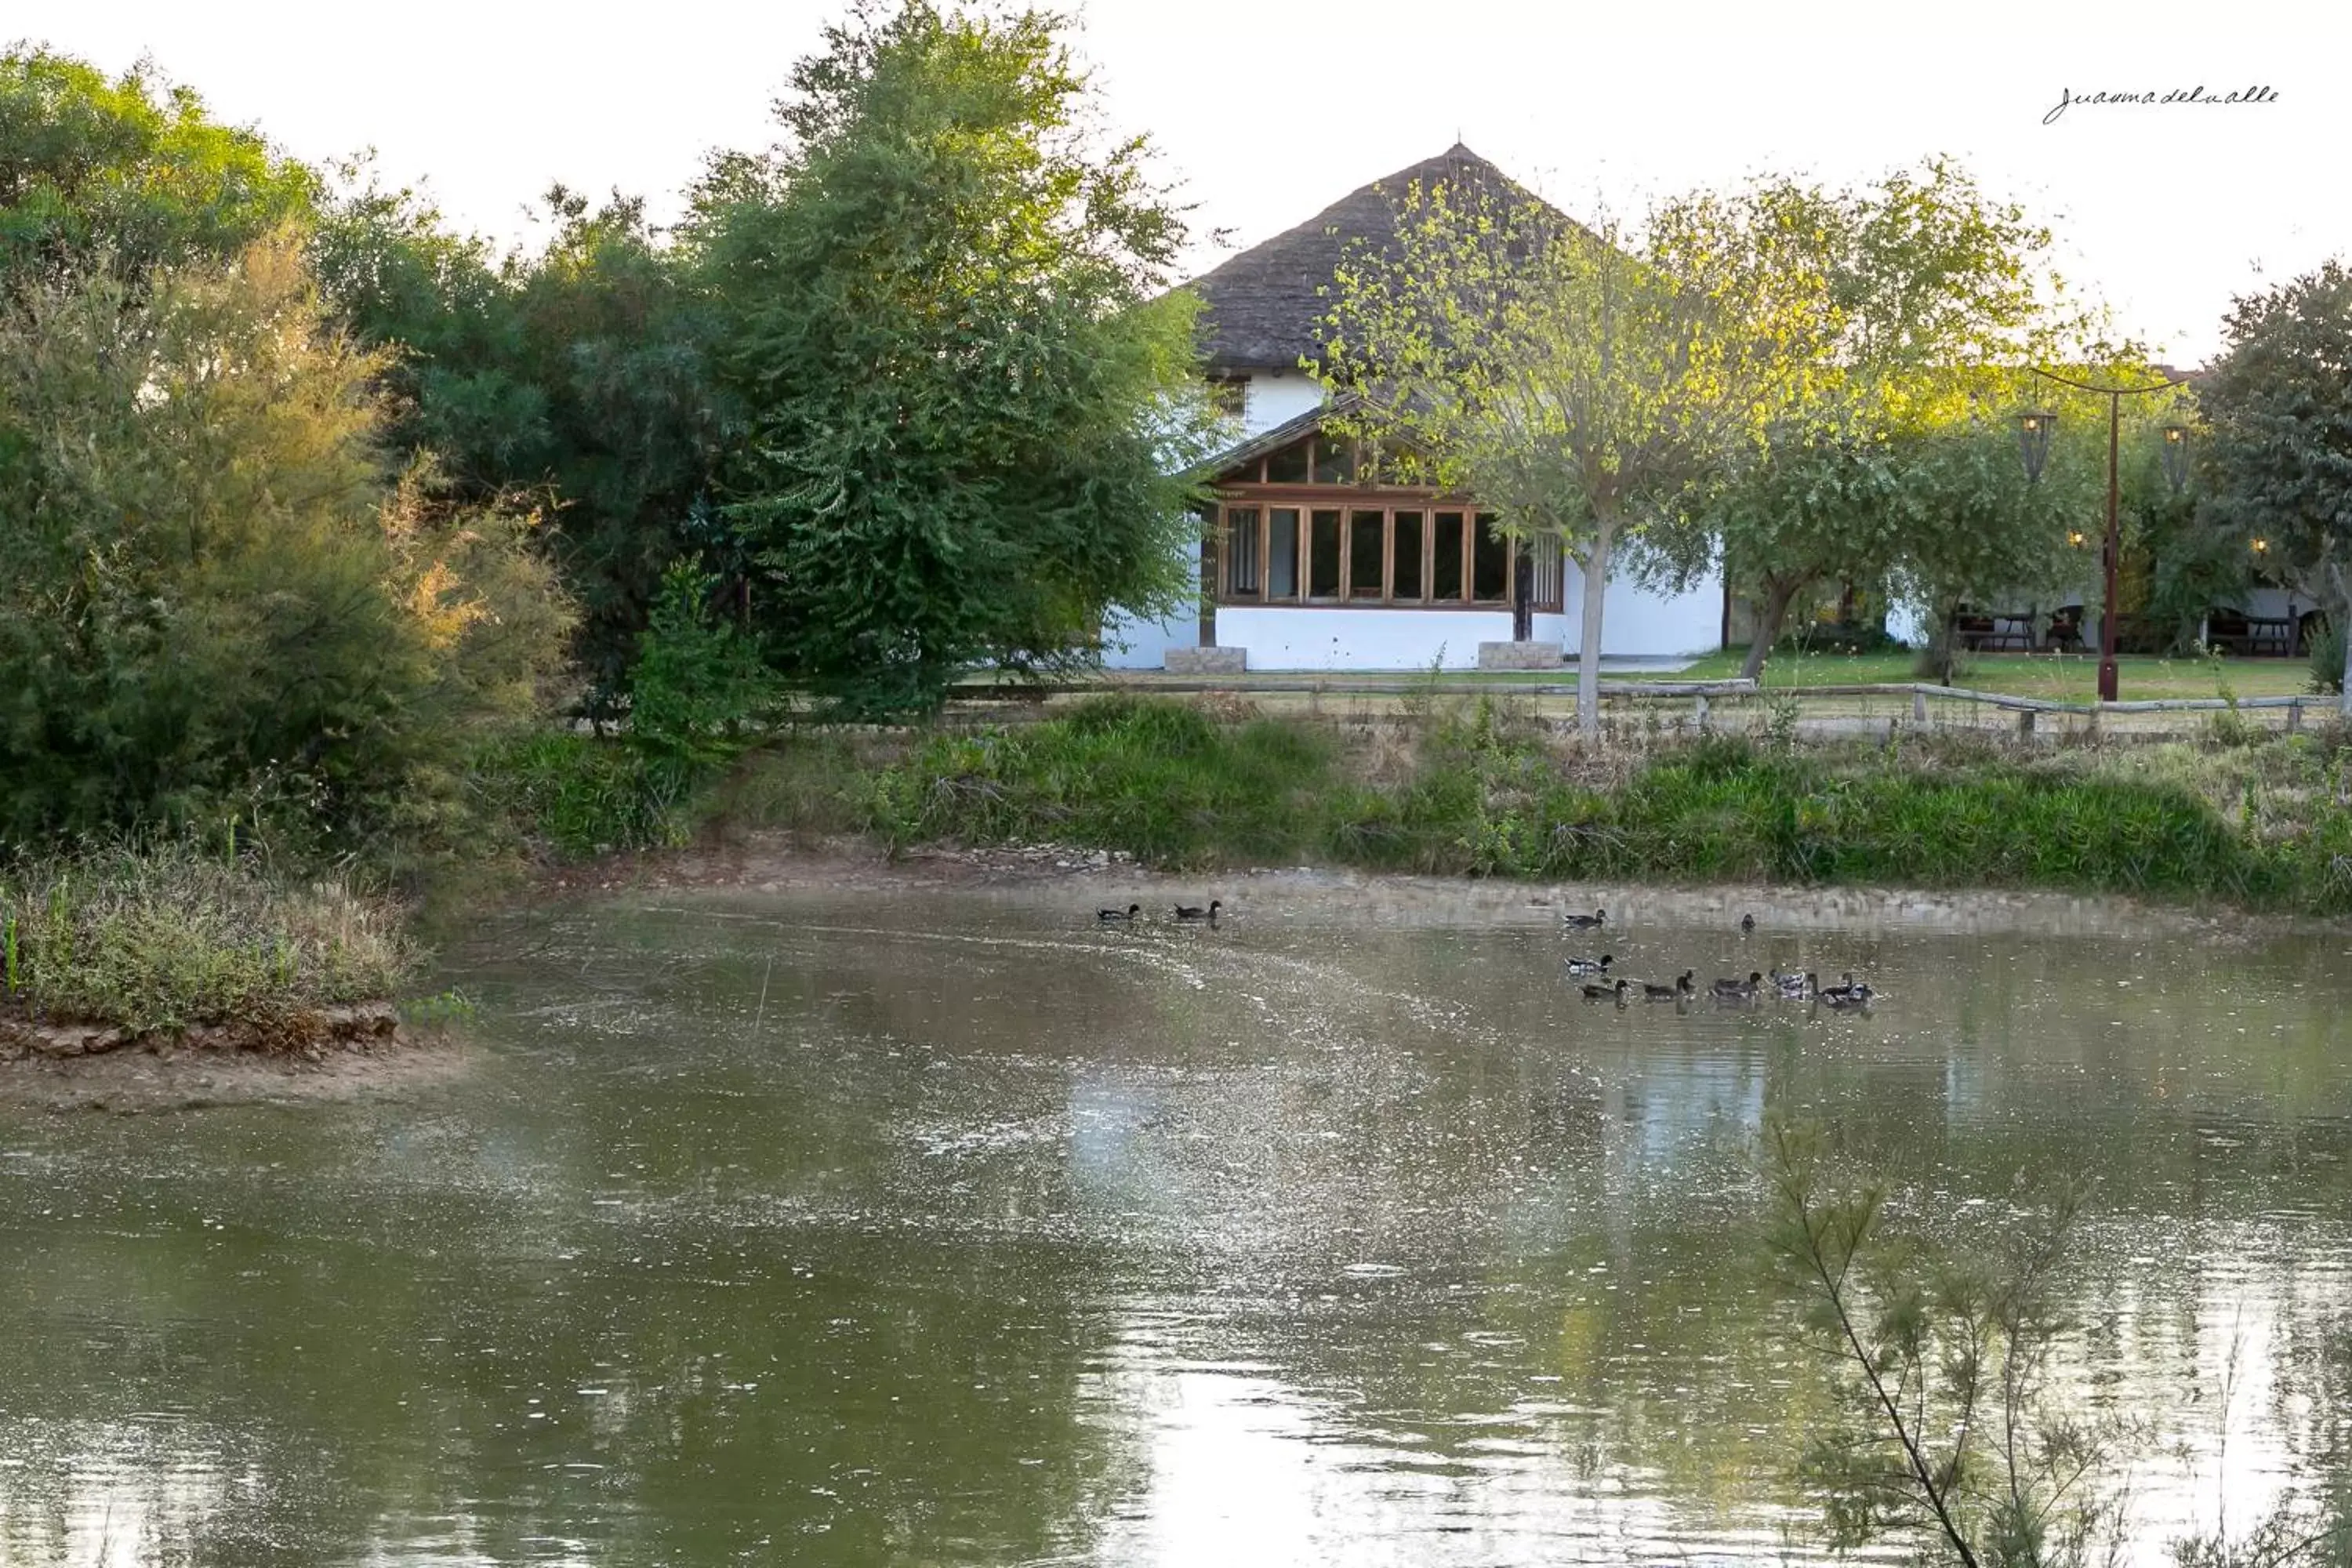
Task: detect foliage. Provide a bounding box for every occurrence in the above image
[1667,160,2087,679]
[626,564,783,772]
[839,698,2352,912]
[1318,169,1835,735]
[0,238,575,853]
[0,838,412,1033]
[0,48,320,289]
[2197,259,2352,710]
[2314,620,2347,696]
[688,0,1221,717]
[313,177,729,710]
[1760,1118,2130,1568]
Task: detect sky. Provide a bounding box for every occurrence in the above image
[13,0,2337,365]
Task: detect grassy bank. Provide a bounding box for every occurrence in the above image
[655,695,2352,916]
[1,841,412,1036]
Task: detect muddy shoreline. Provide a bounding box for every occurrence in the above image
[552,829,2316,943]
[0,1004,470,1114]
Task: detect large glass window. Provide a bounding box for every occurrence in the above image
[1265,440,1311,484]
[1348,510,1385,598]
[1433,512,1465,601]
[1308,509,1343,600]
[1222,506,1261,599]
[1312,437,1355,484]
[1391,511,1424,601]
[1268,507,1300,600]
[1472,513,1509,601]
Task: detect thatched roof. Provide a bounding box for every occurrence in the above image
[1186,143,1550,372]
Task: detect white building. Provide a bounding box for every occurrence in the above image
[1103,144,1727,673]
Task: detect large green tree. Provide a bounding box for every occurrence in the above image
[1318,172,1835,735]
[688,0,1221,716]
[1660,161,2089,678]
[2196,259,2352,710]
[0,239,573,848]
[314,176,728,709]
[0,49,318,287]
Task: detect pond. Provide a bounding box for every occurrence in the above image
[2,883,2347,1566]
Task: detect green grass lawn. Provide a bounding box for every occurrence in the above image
[1670,648,2316,702]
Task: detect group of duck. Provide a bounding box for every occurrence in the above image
[1097,899,1221,924]
[1557,908,1878,1011]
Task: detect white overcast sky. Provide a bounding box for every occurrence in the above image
[13,0,2336,364]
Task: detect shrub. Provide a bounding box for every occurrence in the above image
[1,839,412,1034]
[2310,619,2345,695]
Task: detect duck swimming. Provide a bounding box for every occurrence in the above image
[1581,978,1629,1003]
[1820,972,1864,1001]
[1740,913,1756,932]
[1561,909,1606,931]
[1823,984,1876,1011]
[1641,971,1695,1001]
[1773,970,1819,999]
[1098,904,1141,923]
[1174,900,1221,922]
[1564,953,1613,975]
[1711,971,1763,1000]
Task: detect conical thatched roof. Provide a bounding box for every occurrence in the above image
[1186,143,1550,372]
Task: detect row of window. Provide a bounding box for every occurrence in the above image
[1214,504,1563,608]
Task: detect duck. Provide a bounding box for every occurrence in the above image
[1561,908,1606,931]
[1641,971,1695,1001]
[1098,903,1142,923]
[1564,953,1613,976]
[1740,913,1756,932]
[1823,983,1876,1011]
[1174,900,1222,922]
[1581,978,1630,1003]
[1711,971,1763,1000]
[1820,971,1864,1001]
[1773,970,1819,999]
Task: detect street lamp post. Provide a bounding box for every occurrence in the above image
[2017,370,2193,703]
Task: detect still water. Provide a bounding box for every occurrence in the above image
[2,886,2347,1566]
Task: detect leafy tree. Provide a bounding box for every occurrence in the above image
[1661,162,2086,679]
[688,0,1221,717]
[2195,260,2352,711]
[314,176,728,710]
[1319,172,1835,735]
[0,238,573,850]
[0,48,318,288]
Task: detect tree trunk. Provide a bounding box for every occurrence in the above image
[1576,521,1615,739]
[1740,577,1806,683]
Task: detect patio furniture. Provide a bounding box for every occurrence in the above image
[2042,605,2085,652]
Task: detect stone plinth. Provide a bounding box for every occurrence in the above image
[1475,641,1564,671]
[1163,645,1246,675]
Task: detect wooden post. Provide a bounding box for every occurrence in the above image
[2288,699,2304,734]
[2018,709,2036,738]
[1693,693,1709,731]
[1911,689,1929,726]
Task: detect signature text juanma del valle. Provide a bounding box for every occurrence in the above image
[2045,84,2279,123]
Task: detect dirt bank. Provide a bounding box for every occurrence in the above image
[549,829,2310,945]
[0,1004,472,1113]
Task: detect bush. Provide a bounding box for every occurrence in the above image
[2310,619,2345,695]
[1,839,412,1033]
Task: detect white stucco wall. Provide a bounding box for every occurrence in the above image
[1099,535,1202,670]
[1236,370,1325,437]
[1558,565,1725,658]
[1214,608,1518,670]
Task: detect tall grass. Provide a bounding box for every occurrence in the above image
[0,840,412,1033]
[838,695,2352,914]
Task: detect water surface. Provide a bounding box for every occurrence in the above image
[2,887,2347,1565]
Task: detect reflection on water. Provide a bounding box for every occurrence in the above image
[2,890,2348,1565]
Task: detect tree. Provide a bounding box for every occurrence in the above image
[2196,260,2352,712]
[0,238,572,850]
[1762,1120,2131,1568]
[313,176,729,713]
[1319,172,1835,735]
[687,0,1221,717]
[1657,161,2086,679]
[0,48,318,289]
